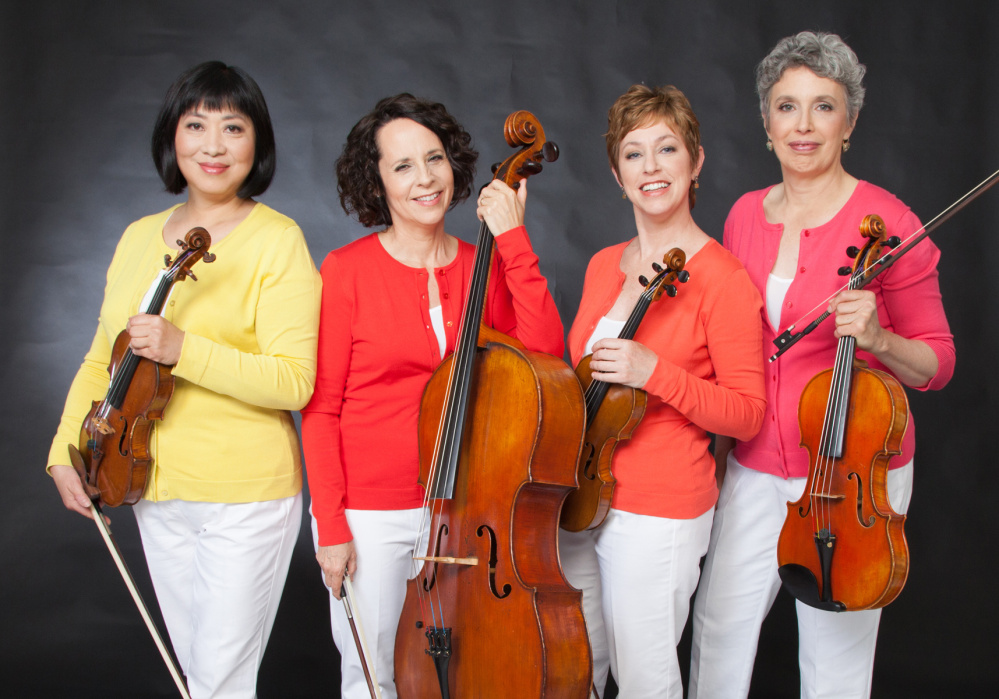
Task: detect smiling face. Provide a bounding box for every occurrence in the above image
[375,118,454,232]
[765,66,854,178]
[615,118,703,225]
[174,104,256,202]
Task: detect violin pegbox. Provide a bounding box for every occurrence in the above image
[638,247,689,301]
[164,227,216,283]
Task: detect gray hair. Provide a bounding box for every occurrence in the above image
[756,31,866,127]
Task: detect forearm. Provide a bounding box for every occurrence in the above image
[867,331,939,388]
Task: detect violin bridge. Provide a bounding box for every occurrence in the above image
[414,555,479,566]
[811,492,846,501]
[90,416,114,436]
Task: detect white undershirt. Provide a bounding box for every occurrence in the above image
[765,273,793,331]
[429,305,446,357]
[585,316,627,355]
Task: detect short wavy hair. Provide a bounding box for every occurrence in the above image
[756,31,866,127]
[605,84,702,209]
[335,94,478,228]
[151,61,275,199]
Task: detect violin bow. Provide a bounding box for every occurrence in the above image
[342,572,383,699]
[770,168,999,362]
[70,443,192,699]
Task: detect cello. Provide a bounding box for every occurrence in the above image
[560,248,689,532]
[776,214,909,611]
[394,112,591,698]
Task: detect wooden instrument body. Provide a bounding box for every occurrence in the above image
[559,355,646,532]
[79,330,175,507]
[777,362,910,611]
[395,338,590,698]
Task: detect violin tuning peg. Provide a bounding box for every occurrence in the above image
[164,253,172,266]
[886,236,901,248]
[186,270,198,282]
[677,270,690,283]
[846,246,860,257]
[665,284,678,297]
[638,275,650,287]
[837,266,852,276]
[490,162,502,174]
[542,142,559,163]
[651,262,664,273]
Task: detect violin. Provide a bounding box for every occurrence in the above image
[560,249,689,532]
[394,112,591,697]
[777,214,909,611]
[73,227,215,507]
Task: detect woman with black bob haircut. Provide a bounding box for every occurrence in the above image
[152,60,276,199]
[303,93,565,698]
[48,61,320,698]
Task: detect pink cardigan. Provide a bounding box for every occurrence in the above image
[303,227,565,546]
[724,181,955,479]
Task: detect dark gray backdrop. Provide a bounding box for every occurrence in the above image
[3,1,996,696]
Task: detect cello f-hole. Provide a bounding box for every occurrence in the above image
[476,525,511,600]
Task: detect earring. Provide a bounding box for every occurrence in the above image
[693,177,700,190]
[842,139,851,153]
[621,186,627,200]
[766,139,773,152]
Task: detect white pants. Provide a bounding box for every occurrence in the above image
[312,507,426,699]
[133,493,302,699]
[689,456,913,699]
[560,507,714,699]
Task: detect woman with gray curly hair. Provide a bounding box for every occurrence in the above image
[689,32,955,698]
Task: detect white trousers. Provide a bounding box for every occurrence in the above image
[133,493,302,699]
[312,507,426,699]
[560,507,714,699]
[689,456,913,699]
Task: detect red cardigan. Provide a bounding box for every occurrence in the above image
[724,181,955,478]
[568,238,766,519]
[303,227,565,546]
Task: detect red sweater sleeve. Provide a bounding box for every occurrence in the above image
[643,263,767,442]
[302,253,353,546]
[487,226,565,357]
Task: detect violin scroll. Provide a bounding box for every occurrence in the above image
[644,247,689,301]
[164,227,216,283]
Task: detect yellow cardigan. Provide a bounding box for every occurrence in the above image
[48,203,321,503]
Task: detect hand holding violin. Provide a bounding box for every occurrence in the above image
[829,289,938,387]
[127,314,185,365]
[588,337,659,389]
[477,179,527,237]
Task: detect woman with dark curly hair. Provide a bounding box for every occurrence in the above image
[302,93,565,698]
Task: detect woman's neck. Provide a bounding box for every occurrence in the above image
[379,221,455,269]
[776,164,858,217]
[164,193,255,248]
[632,207,708,260]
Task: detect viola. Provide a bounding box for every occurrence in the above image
[74,227,215,507]
[394,112,591,697]
[560,249,689,532]
[777,214,909,611]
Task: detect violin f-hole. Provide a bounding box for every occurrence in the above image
[580,442,598,481]
[116,415,130,457]
[847,471,877,527]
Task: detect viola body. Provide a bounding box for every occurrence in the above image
[395,337,590,698]
[559,354,646,532]
[777,362,909,611]
[78,330,174,507]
